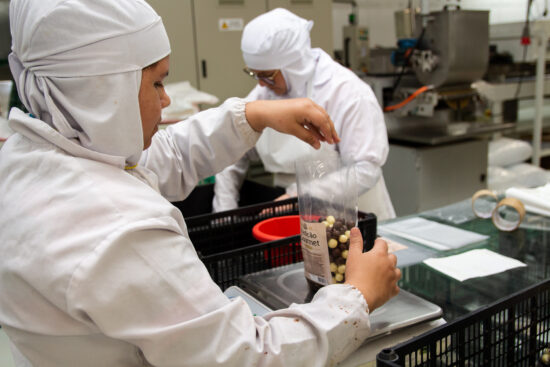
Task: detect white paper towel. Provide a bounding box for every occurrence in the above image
[423,249,526,281]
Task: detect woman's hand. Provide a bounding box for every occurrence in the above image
[245,98,340,149]
[274,193,291,201]
[345,228,401,312]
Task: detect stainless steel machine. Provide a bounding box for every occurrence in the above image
[363,6,515,216]
[369,8,514,144]
[411,9,488,89]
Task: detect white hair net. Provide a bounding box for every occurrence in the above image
[241,8,318,98]
[8,0,171,165]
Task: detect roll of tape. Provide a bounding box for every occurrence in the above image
[492,197,526,232]
[472,189,498,219]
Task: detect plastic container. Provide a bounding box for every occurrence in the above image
[252,214,301,267]
[183,198,377,290]
[376,278,550,366]
[252,215,300,242]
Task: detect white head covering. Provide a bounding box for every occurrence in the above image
[8,0,171,165]
[241,8,318,98]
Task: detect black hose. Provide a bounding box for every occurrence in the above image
[392,26,426,94]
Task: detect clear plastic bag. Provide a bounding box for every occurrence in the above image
[296,150,358,292]
[508,163,548,188]
[488,163,549,192]
[488,137,532,167]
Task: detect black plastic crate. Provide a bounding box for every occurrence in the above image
[376,279,550,367]
[184,198,377,290]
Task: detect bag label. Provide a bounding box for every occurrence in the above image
[300,220,332,285]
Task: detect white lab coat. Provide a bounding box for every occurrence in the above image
[213,50,396,220]
[0,99,371,367]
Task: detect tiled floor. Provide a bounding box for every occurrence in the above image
[0,328,15,367]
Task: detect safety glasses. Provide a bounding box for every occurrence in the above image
[243,68,279,86]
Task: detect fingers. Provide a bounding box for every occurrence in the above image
[245,98,340,147]
[373,239,398,275]
[274,194,291,202]
[343,230,402,311]
[373,238,398,269]
[372,238,400,295]
[347,227,363,257]
[300,122,325,149]
[395,268,402,282]
[372,237,389,254]
[292,126,321,149]
[303,122,326,143]
[295,99,338,145]
[392,268,402,296]
[389,253,398,267]
[306,103,339,144]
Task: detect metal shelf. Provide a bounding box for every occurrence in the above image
[473,20,550,167]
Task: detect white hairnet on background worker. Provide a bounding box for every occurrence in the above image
[0,0,400,366]
[213,8,396,220]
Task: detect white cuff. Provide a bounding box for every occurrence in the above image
[229,98,261,147]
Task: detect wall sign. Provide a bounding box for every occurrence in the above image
[219,18,244,31]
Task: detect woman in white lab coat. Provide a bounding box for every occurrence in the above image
[213,8,396,220]
[0,1,400,366]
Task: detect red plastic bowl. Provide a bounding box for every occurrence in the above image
[252,215,301,243]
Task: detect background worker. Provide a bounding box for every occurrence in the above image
[213,8,396,220]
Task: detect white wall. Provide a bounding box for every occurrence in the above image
[462,0,550,24]
[332,0,550,50]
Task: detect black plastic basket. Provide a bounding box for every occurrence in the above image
[376,278,550,367]
[184,198,377,290]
